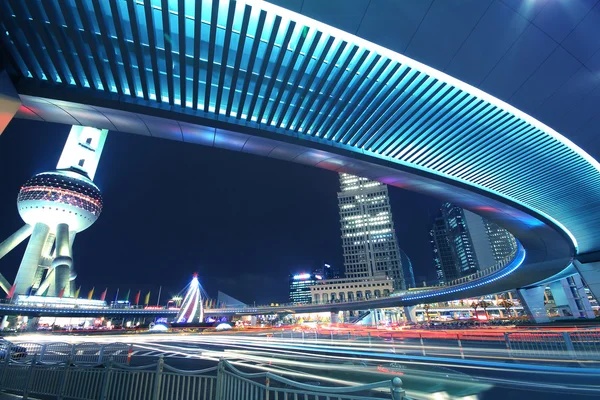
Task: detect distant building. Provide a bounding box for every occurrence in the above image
[289,273,322,304]
[338,173,405,290]
[399,250,416,289]
[322,264,341,280]
[430,202,517,284]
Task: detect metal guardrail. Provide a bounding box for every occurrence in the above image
[0,342,131,365]
[272,328,600,363]
[0,355,405,400]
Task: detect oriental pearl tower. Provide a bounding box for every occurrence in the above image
[0,126,107,298]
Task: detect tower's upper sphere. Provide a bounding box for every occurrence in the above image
[17,170,103,233]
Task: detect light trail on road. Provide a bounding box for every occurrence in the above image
[11,332,600,399]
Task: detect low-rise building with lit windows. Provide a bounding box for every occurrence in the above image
[310,276,393,304]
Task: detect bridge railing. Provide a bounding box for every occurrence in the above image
[0,355,405,400]
[270,327,600,364]
[1,341,131,365]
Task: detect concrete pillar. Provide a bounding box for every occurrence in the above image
[14,223,50,295]
[0,225,32,261]
[574,260,600,303]
[517,286,549,323]
[403,306,417,323]
[0,316,7,330]
[549,276,595,319]
[53,224,72,297]
[250,316,257,326]
[0,71,21,135]
[330,311,339,324]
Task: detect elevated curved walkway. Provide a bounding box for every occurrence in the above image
[1,0,599,303]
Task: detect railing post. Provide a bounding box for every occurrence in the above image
[22,355,36,400]
[0,342,10,388]
[40,344,47,363]
[330,331,333,342]
[419,334,426,356]
[99,359,114,400]
[368,332,371,348]
[504,333,513,358]
[150,355,164,400]
[301,331,305,343]
[562,332,576,360]
[98,345,104,365]
[457,334,464,359]
[265,376,270,400]
[391,377,405,400]
[215,358,225,400]
[57,356,72,400]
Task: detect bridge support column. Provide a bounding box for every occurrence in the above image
[330,310,339,324]
[517,286,549,323]
[549,275,594,319]
[574,260,600,305]
[0,71,21,136]
[403,306,417,323]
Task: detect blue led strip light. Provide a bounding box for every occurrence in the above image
[401,241,526,301]
[2,0,600,253]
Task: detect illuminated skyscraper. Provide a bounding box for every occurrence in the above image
[431,202,517,284]
[338,173,405,290]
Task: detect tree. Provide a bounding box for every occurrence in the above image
[498,299,514,319]
[423,304,431,323]
[478,300,492,319]
[470,301,480,319]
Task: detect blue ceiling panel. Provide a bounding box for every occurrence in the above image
[509,46,581,114]
[586,49,600,77]
[562,3,600,63]
[445,0,529,85]
[266,0,303,13]
[500,0,549,21]
[553,84,600,137]
[300,0,370,34]
[533,0,597,43]
[356,0,433,54]
[536,66,600,128]
[405,0,493,71]
[479,24,556,100]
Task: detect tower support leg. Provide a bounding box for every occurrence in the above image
[14,223,50,295]
[0,225,32,261]
[549,275,595,319]
[53,224,72,297]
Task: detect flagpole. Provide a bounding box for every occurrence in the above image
[156,286,162,307]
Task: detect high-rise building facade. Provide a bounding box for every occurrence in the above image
[338,173,405,290]
[431,202,517,284]
[289,273,322,304]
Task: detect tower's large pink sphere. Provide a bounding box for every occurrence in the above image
[17,170,103,233]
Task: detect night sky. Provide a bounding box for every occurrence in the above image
[0,119,442,304]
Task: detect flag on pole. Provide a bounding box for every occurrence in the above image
[58,287,65,298]
[124,289,130,302]
[87,287,95,300]
[144,291,151,305]
[25,286,33,297]
[6,284,16,299]
[74,286,81,299]
[100,288,107,301]
[113,288,120,303]
[134,290,141,305]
